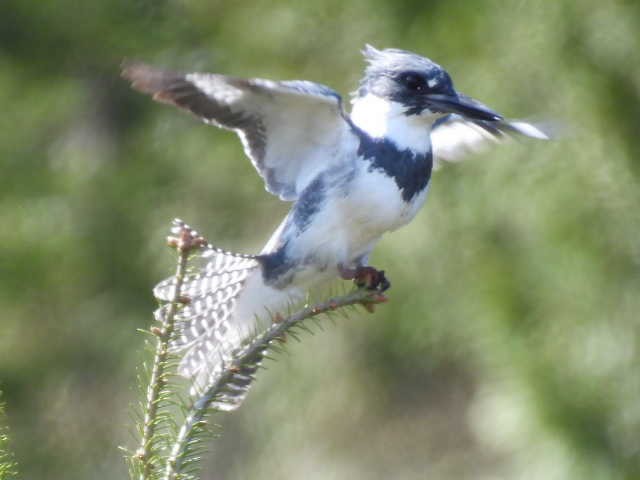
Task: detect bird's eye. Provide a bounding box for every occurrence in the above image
[400,73,426,92]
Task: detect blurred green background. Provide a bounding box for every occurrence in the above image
[1,0,639,478]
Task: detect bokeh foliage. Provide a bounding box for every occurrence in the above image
[1,0,639,478]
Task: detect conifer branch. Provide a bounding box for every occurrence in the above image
[134,226,207,480]
[132,220,388,480]
[164,288,387,480]
[0,394,18,480]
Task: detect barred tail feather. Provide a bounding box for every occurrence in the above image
[153,233,300,407]
[186,270,299,399]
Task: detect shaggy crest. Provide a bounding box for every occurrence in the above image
[357,44,453,97]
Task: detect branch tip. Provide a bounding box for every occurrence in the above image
[150,326,163,337]
[166,236,179,249]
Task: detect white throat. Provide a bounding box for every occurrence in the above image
[350,93,438,153]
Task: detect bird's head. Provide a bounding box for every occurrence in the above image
[354,45,502,123]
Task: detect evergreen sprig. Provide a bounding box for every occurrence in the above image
[129,221,388,480]
[0,394,18,480]
[129,225,207,480]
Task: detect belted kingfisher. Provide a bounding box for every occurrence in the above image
[123,45,549,395]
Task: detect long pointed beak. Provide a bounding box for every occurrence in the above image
[426,93,502,121]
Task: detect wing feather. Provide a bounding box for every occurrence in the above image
[122,62,352,200]
[431,114,552,169]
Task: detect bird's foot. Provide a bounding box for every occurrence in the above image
[355,266,390,291]
[338,264,390,292]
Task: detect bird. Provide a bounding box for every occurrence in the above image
[123,45,549,398]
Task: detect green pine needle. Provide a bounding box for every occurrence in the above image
[0,395,18,480]
[130,220,388,480]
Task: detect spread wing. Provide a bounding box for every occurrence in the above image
[122,62,351,200]
[431,115,552,169]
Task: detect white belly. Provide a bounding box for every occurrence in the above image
[288,166,429,274]
[347,167,428,234]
